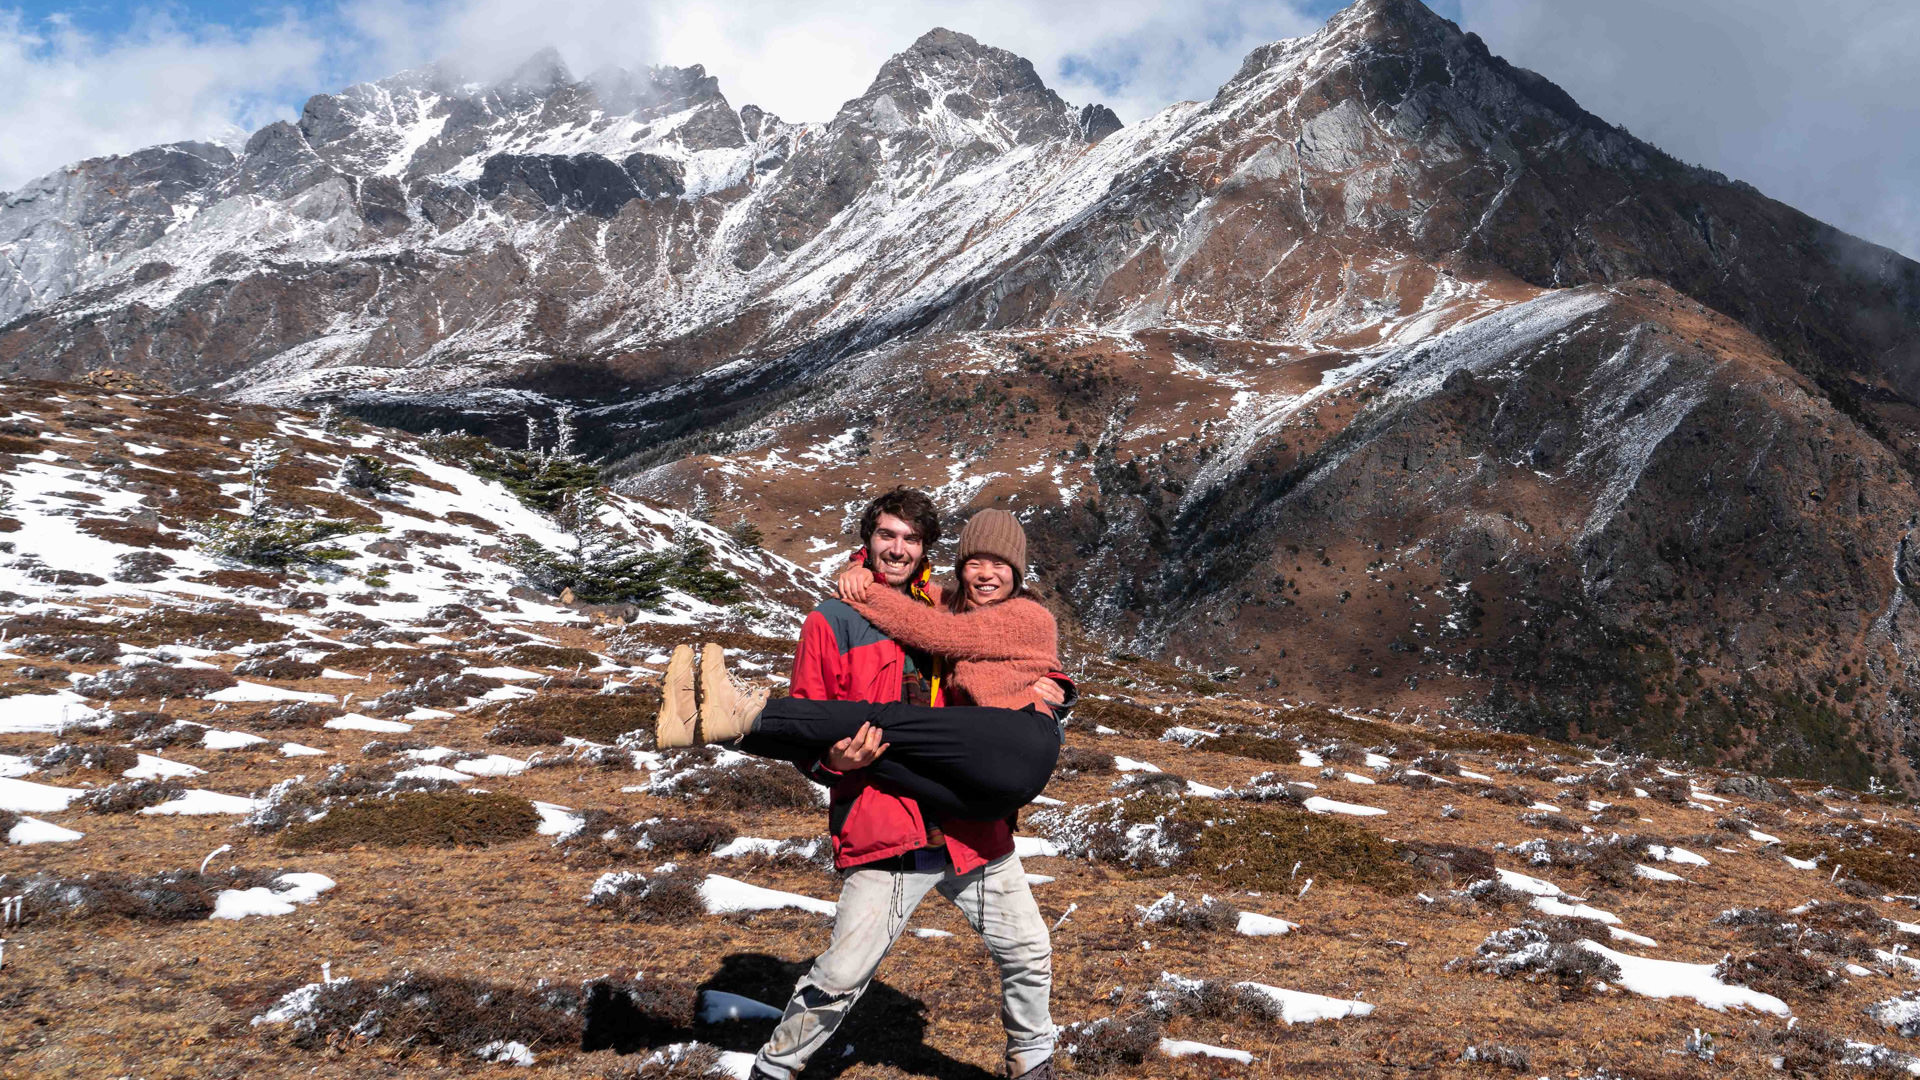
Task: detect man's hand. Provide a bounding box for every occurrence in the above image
[1031,678,1067,707]
[836,564,878,603]
[825,722,888,772]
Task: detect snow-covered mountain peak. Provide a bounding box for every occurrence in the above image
[847,27,1093,151]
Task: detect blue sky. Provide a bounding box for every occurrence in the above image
[0,0,1910,259]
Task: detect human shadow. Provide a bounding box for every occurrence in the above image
[583,951,999,1080]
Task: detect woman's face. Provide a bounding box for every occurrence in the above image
[960,557,1016,605]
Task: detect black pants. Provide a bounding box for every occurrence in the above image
[740,699,1062,821]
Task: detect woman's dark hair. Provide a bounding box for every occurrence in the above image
[858,487,941,565]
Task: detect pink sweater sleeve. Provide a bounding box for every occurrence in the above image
[849,589,1057,665]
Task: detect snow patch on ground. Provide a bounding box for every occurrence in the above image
[211,873,336,919]
[698,875,836,917]
[1578,940,1790,1014]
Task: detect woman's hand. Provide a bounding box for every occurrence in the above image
[836,564,878,603]
[825,722,888,772]
[1031,678,1066,707]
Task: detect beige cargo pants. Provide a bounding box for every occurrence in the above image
[751,850,1055,1078]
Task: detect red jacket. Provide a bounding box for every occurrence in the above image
[789,589,1015,874]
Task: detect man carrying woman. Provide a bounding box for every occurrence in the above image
[654,493,1067,1079]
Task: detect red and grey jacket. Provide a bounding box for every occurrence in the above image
[790,583,1073,874]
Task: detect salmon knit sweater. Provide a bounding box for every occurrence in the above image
[848,587,1060,713]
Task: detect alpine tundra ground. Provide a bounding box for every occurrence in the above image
[6,381,1920,1077]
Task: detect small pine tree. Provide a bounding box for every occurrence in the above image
[504,488,669,606]
[316,403,339,434]
[193,438,380,571]
[727,518,763,549]
[418,425,597,514]
[665,537,743,605]
[243,438,283,513]
[196,516,372,569]
[336,453,403,494]
[554,405,578,459]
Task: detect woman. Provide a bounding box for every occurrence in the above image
[655,508,1063,821]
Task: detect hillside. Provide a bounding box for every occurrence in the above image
[8,384,1920,1076]
[3,0,1917,789]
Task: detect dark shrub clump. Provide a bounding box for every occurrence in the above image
[75,664,237,700]
[280,791,540,850]
[77,779,184,813]
[486,721,566,746]
[586,870,707,923]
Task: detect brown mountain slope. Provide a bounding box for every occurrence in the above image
[631,279,1920,789]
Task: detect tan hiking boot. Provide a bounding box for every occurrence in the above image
[698,642,768,743]
[654,644,698,749]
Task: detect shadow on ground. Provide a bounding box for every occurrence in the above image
[583,951,1000,1079]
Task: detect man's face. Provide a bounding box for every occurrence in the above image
[866,512,926,588]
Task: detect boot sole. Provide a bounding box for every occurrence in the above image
[698,642,737,742]
[655,644,697,749]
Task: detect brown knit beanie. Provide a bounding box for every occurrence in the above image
[955,508,1027,577]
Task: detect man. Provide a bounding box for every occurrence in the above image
[745,487,1071,1080]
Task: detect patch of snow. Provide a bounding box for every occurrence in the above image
[1302,796,1386,817]
[324,713,413,733]
[8,816,84,844]
[1645,844,1709,866]
[0,775,82,813]
[210,872,336,919]
[474,1040,534,1067]
[1160,1038,1253,1063]
[1531,896,1620,924]
[1494,869,1568,898]
[206,681,336,703]
[698,874,836,916]
[1233,981,1374,1023]
[0,691,101,733]
[140,789,260,815]
[1237,911,1297,937]
[1578,940,1789,1014]
[1014,835,1060,858]
[453,754,528,777]
[124,753,204,779]
[396,765,473,783]
[533,801,585,837]
[202,728,270,750]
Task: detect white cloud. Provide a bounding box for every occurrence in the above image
[331,0,1321,124]
[0,9,328,186]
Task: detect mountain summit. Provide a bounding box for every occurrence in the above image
[2,0,1918,787]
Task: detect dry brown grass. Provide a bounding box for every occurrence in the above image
[477,688,662,744]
